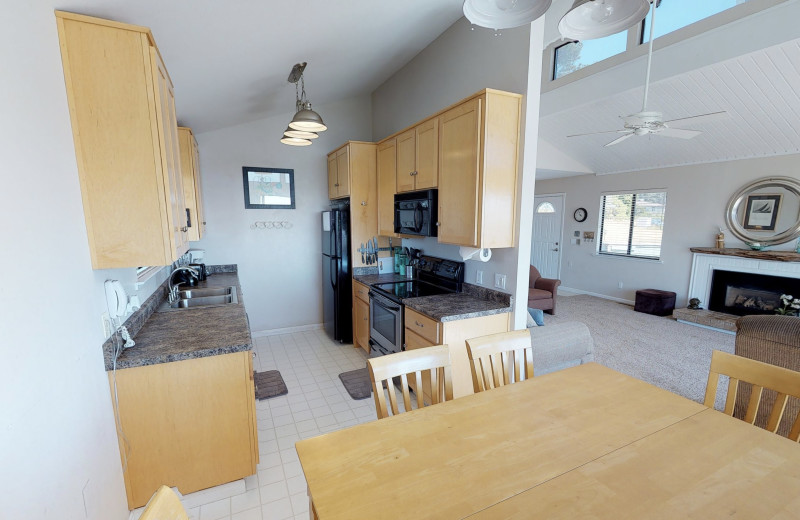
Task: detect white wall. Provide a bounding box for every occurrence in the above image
[194,96,372,332]
[370,17,540,327]
[535,154,800,306]
[0,3,130,518]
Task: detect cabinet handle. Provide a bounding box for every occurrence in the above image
[435,222,441,226]
[202,221,207,225]
[181,226,188,232]
[361,201,367,206]
[415,321,424,328]
[411,171,418,176]
[335,183,340,187]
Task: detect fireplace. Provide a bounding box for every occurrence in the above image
[709,270,800,316]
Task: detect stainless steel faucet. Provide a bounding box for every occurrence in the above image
[168,266,199,303]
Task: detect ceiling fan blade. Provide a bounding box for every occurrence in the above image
[663,111,726,125]
[605,133,635,147]
[658,127,702,139]
[567,129,630,138]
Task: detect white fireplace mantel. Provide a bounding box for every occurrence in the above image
[688,250,800,307]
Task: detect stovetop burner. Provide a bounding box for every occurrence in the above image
[372,280,454,301]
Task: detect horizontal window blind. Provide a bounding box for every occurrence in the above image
[599,191,666,260]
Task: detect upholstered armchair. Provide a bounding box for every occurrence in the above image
[527,265,561,315]
[733,315,800,437]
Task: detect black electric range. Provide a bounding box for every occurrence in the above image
[368,256,464,356]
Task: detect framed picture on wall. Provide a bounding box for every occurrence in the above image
[743,193,781,231]
[242,167,295,209]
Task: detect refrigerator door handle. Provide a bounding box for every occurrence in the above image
[330,256,338,290]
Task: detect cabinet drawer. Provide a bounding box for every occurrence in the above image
[353,280,370,303]
[405,308,440,344]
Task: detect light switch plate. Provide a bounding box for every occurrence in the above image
[494,274,506,290]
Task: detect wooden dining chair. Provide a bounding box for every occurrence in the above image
[139,485,189,520]
[704,350,800,441]
[466,329,534,393]
[367,345,453,419]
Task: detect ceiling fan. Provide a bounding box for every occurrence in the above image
[567,0,726,147]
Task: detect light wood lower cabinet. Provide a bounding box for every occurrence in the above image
[353,280,371,354]
[109,351,258,509]
[404,308,509,399]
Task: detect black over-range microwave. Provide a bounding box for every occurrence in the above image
[394,189,438,237]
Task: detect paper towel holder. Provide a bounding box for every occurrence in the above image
[458,247,492,262]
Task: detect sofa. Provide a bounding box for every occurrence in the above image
[733,315,800,437]
[528,265,561,315]
[528,321,594,376]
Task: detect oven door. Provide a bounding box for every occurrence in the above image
[369,291,403,356]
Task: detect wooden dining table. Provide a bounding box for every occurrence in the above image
[295,363,800,519]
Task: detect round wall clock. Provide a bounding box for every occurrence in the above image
[574,208,587,222]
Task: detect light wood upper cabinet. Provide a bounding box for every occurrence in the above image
[396,129,416,193]
[396,119,439,193]
[438,90,521,248]
[178,127,206,241]
[56,11,188,268]
[328,142,378,269]
[377,139,397,236]
[328,146,351,199]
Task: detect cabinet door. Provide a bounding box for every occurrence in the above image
[415,118,438,190]
[191,136,206,239]
[395,129,416,193]
[438,98,481,247]
[404,329,436,404]
[377,139,397,236]
[354,297,370,354]
[336,147,351,197]
[179,128,204,242]
[327,153,338,199]
[152,48,188,259]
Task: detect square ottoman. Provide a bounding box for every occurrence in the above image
[634,289,677,316]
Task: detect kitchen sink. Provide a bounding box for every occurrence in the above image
[157,286,239,312]
[178,286,235,299]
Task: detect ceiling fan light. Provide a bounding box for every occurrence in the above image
[289,105,327,132]
[280,136,312,146]
[283,127,318,139]
[559,0,650,40]
[463,0,552,30]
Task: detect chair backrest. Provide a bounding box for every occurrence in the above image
[367,345,453,419]
[529,265,541,286]
[704,350,800,441]
[466,329,534,393]
[140,486,189,520]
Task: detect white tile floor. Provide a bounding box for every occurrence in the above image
[130,329,378,520]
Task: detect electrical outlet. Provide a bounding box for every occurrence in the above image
[476,270,483,284]
[618,281,624,289]
[494,273,507,290]
[101,312,113,337]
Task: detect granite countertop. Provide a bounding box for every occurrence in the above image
[404,292,511,322]
[106,269,252,371]
[354,273,512,322]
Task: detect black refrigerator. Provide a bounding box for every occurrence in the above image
[322,201,353,343]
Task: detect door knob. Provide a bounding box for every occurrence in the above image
[552,248,559,251]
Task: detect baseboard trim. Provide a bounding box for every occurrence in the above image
[251,323,324,338]
[558,286,636,306]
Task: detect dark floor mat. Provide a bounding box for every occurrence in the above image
[254,370,288,400]
[339,368,372,400]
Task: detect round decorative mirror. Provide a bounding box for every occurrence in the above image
[725,176,800,248]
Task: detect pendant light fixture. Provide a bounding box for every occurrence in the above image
[463,0,552,30]
[281,62,326,146]
[559,0,650,40]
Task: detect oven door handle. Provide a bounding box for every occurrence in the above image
[368,291,401,311]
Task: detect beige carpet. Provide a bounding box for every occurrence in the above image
[543,295,735,404]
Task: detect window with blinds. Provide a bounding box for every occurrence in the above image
[598,191,667,260]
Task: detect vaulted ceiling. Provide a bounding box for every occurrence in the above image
[62,0,465,133]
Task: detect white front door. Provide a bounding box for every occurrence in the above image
[531,194,564,280]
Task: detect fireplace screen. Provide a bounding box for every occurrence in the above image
[724,286,781,313]
[710,269,800,316]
